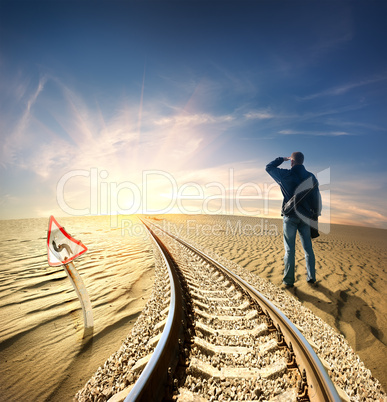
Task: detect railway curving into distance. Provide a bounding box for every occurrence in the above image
[122,218,342,402]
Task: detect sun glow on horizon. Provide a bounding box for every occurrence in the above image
[1,1,386,229]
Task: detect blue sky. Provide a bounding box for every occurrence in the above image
[1,0,386,228]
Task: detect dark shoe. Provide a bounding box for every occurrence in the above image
[307,279,316,284]
[307,279,317,287]
[283,282,294,288]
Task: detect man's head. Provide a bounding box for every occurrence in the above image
[291,152,304,167]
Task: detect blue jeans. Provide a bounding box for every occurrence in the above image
[283,216,315,285]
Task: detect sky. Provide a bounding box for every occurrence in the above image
[0,0,386,229]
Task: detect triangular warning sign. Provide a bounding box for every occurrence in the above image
[47,216,87,266]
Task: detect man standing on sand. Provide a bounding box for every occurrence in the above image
[266,152,321,288]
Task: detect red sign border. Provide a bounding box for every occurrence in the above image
[47,215,88,266]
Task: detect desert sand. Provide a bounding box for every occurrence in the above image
[0,216,155,401]
[153,214,387,392]
[1,214,386,400]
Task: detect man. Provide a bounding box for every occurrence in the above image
[266,152,321,288]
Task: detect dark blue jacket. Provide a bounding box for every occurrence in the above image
[266,157,321,219]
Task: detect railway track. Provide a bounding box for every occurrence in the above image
[123,219,341,402]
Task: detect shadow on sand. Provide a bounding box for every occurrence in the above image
[45,310,141,401]
[292,283,385,351]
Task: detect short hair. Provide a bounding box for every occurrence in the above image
[291,152,304,165]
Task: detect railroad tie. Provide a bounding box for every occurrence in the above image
[193,298,251,311]
[193,336,278,356]
[132,354,152,373]
[194,307,258,321]
[160,305,169,316]
[175,385,298,402]
[154,317,167,332]
[195,321,268,337]
[189,286,225,295]
[215,300,251,310]
[226,284,235,293]
[189,357,287,380]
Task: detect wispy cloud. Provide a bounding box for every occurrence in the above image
[0,75,47,168]
[323,119,387,132]
[0,73,241,184]
[328,172,387,228]
[154,113,234,127]
[1,70,386,228]
[300,75,387,100]
[330,198,387,228]
[144,159,278,215]
[278,130,351,136]
[244,109,275,120]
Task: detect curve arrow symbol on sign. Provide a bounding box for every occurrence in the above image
[47,215,87,266]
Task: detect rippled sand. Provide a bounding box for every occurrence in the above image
[0,215,154,401]
[153,214,387,392]
[2,214,386,400]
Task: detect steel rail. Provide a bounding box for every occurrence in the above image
[145,219,341,402]
[125,221,186,402]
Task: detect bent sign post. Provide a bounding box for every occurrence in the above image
[47,216,94,337]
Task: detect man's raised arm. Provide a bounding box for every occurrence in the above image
[265,157,289,183]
